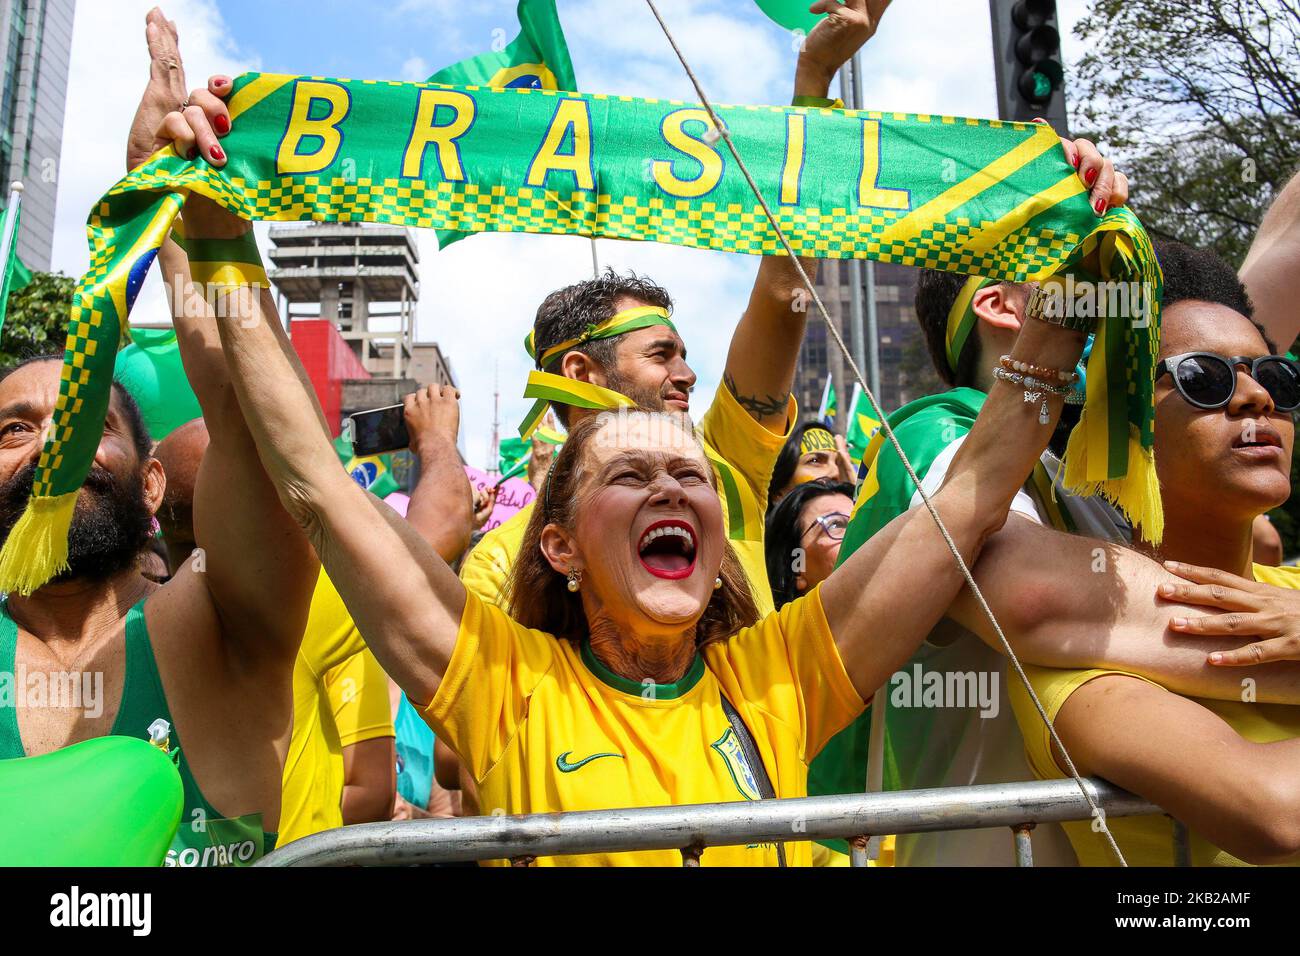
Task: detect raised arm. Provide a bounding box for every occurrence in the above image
[136,11,316,664]
[722,1,890,431]
[215,265,463,706]
[947,516,1300,703]
[820,308,1085,699]
[1240,167,1300,350]
[156,75,467,707]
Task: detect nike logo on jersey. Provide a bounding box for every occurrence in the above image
[555,751,624,773]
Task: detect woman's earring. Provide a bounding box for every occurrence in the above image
[714,577,723,591]
[567,569,582,593]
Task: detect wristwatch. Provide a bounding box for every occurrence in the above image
[1024,283,1098,334]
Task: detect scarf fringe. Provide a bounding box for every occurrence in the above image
[1063,428,1164,544]
[0,491,79,595]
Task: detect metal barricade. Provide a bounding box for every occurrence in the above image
[258,777,1161,867]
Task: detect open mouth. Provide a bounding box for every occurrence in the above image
[636,519,697,580]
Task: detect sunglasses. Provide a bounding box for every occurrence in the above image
[1155,352,1300,412]
[802,512,850,542]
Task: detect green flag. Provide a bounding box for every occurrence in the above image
[844,382,880,465]
[428,0,577,250]
[0,189,32,330]
[498,424,563,479]
[497,435,531,478]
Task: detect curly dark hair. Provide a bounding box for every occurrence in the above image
[507,408,759,647]
[1154,240,1274,351]
[531,269,675,427]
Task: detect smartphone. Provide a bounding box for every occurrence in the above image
[349,404,410,456]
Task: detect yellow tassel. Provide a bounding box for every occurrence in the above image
[1063,428,1164,544]
[0,491,79,596]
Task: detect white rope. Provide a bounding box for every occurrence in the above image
[642,0,1127,866]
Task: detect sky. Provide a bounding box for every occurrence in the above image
[51,0,1092,470]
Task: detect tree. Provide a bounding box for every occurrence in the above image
[1071,0,1299,268]
[1,271,74,365]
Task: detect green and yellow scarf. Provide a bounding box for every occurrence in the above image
[0,73,1161,593]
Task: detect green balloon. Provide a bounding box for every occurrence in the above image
[114,326,204,442]
[0,736,183,866]
[754,0,826,33]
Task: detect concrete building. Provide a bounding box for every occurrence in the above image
[1,0,75,271]
[268,221,457,496]
[792,260,943,431]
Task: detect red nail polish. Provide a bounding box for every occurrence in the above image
[1084,167,1097,186]
[214,114,230,135]
[210,144,225,162]
[1071,153,1080,169]
[1094,198,1106,216]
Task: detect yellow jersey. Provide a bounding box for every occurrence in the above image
[458,384,793,618]
[277,572,395,847]
[1011,564,1300,867]
[424,584,863,866]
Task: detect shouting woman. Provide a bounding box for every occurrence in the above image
[157,93,1088,867]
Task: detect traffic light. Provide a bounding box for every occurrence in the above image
[989,0,1068,133]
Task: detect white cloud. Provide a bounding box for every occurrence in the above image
[399,55,430,81]
[53,0,260,324]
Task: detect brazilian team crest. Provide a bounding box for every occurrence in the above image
[710,728,760,801]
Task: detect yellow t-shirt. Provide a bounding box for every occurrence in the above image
[424,584,863,866]
[327,647,395,750]
[1011,564,1300,867]
[277,572,396,847]
[458,385,793,617]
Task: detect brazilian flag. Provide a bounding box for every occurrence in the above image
[333,433,400,499]
[844,383,881,466]
[428,0,577,250]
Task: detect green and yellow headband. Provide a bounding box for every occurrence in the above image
[519,305,678,439]
[524,305,678,368]
[945,276,997,376]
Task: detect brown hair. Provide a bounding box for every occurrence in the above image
[506,409,759,646]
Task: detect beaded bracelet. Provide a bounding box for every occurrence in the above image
[998,354,1077,386]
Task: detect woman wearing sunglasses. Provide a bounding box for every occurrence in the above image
[765,479,856,610]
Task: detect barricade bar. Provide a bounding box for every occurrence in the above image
[258,778,1156,867]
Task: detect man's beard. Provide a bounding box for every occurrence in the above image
[604,369,687,419]
[0,461,155,584]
